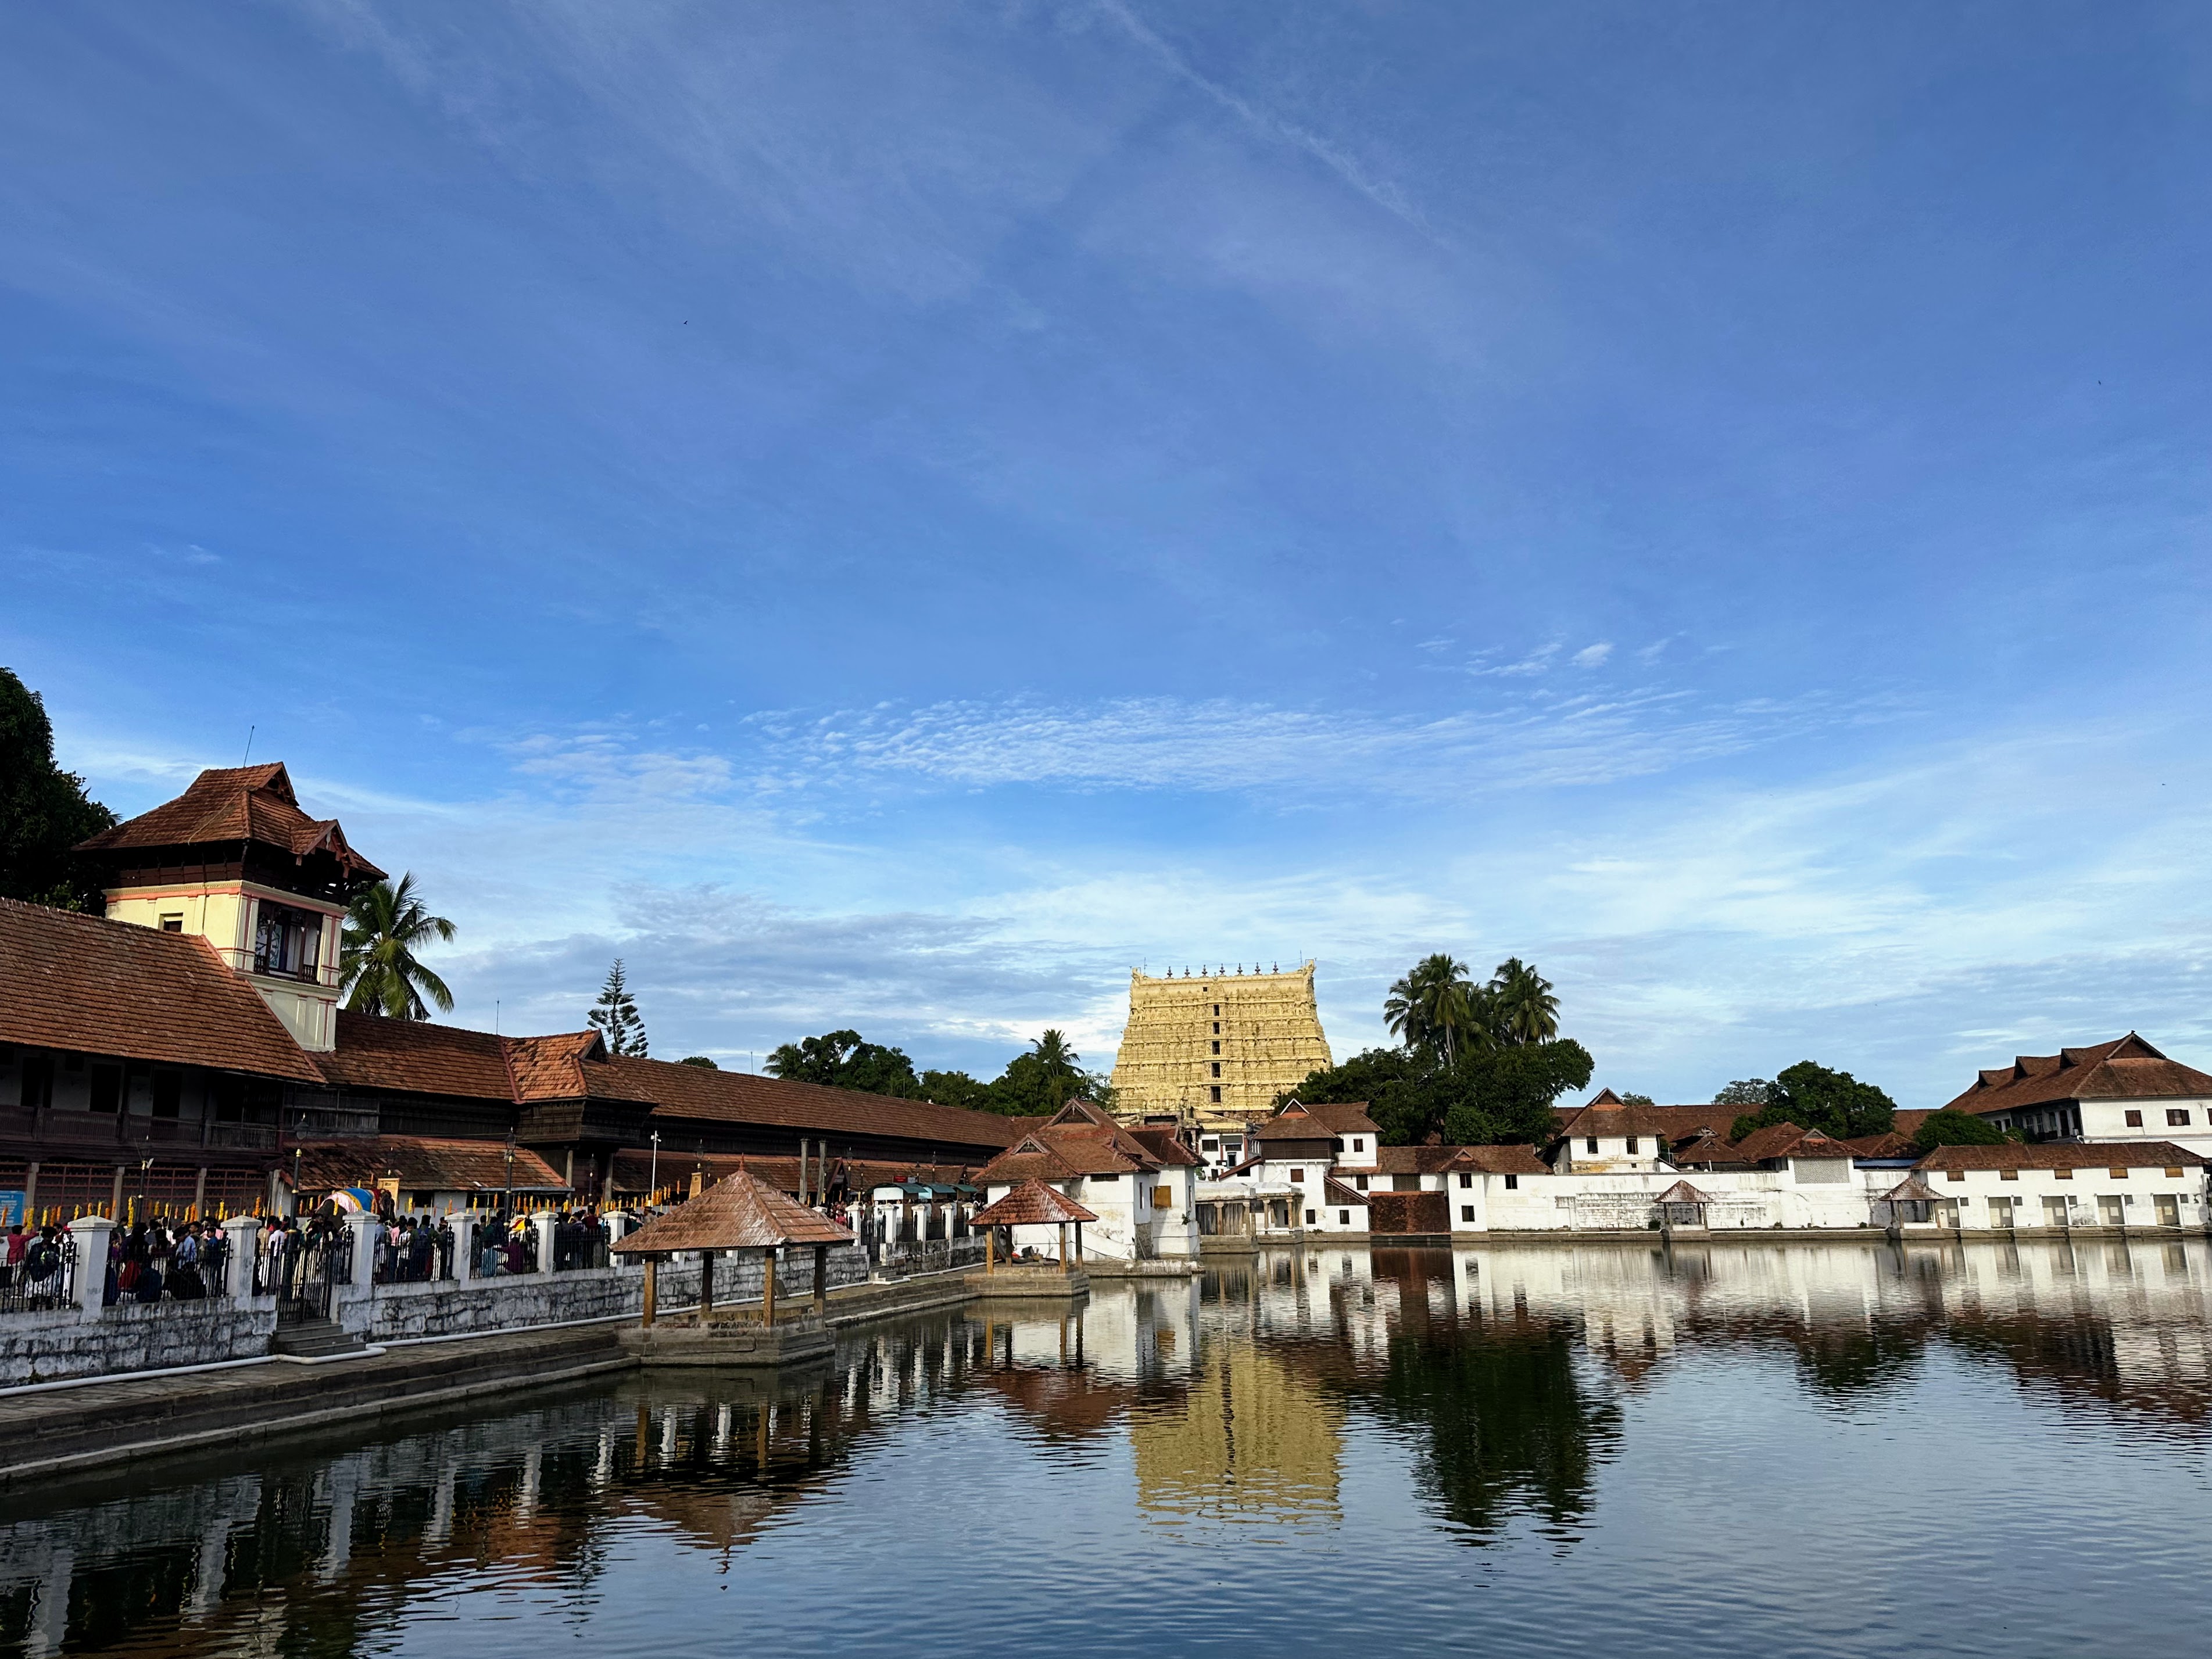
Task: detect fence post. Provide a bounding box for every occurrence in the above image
[67,1216,113,1315]
[222,1214,263,1299]
[450,1211,477,1283]
[346,1213,380,1289]
[531,1212,558,1279]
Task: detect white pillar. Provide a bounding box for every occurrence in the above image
[449,1212,477,1283]
[222,1214,264,1298]
[531,1212,558,1278]
[67,1217,112,1315]
[346,1213,379,1288]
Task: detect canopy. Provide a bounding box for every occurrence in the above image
[325,1187,377,1213]
[970,1179,1098,1228]
[611,1169,855,1254]
[1884,1176,1941,1203]
[1656,1180,1713,1205]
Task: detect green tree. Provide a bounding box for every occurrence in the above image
[767,1030,921,1096]
[339,873,456,1020]
[1488,957,1559,1045]
[989,1030,1112,1117]
[919,1068,996,1112]
[1616,1091,1655,1107]
[1914,1108,2011,1149]
[1386,954,1480,1061]
[1712,1078,1774,1108]
[1287,1040,1592,1148]
[0,668,117,912]
[588,959,649,1056]
[678,1055,720,1069]
[1730,1060,1895,1141]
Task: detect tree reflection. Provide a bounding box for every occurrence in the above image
[1365,1314,1620,1539]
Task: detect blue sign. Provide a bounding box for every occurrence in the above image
[0,1191,23,1228]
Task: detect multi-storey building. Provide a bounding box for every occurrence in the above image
[1108,962,1333,1149]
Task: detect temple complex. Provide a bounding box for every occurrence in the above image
[1108,963,1333,1148]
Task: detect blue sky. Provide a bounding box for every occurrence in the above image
[5,2,2211,1106]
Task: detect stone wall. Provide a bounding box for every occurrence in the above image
[0,1300,278,1385]
[1,1245,880,1383]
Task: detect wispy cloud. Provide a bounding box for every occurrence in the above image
[1573,642,1613,668]
[745,684,1866,798]
[1094,0,1433,237]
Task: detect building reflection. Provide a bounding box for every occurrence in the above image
[4,1237,2208,1651]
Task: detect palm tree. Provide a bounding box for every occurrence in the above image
[1386,953,1477,1062]
[1490,957,1559,1045]
[341,873,456,1020]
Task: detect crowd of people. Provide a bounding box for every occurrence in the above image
[100,1219,234,1305]
[2,1221,74,1310]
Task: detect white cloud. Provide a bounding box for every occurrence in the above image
[1572,642,1613,668]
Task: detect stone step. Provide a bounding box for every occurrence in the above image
[269,1319,369,1359]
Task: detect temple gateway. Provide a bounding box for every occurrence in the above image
[1108,963,1333,1160]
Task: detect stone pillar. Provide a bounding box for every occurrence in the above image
[223,1214,263,1299]
[68,1217,113,1315]
[531,1212,558,1278]
[449,1212,477,1282]
[346,1213,380,1288]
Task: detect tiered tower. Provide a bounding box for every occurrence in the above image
[1109,962,1332,1127]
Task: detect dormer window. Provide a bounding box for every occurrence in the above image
[254,900,323,982]
[158,913,184,933]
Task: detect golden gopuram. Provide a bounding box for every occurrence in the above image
[1108,961,1333,1141]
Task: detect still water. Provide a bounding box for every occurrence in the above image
[6,1238,2211,1657]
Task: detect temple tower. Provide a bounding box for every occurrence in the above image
[74,764,385,1052]
[1109,962,1332,1129]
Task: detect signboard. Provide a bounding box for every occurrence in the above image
[0,1191,24,1228]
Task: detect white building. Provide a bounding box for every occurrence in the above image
[975,1100,1202,1262]
[1942,1033,2212,1158]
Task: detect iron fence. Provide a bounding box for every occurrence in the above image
[550,1217,610,1272]
[371,1220,457,1284]
[1,1233,77,1314]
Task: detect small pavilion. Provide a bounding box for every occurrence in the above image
[1878,1174,1942,1230]
[611,1169,854,1365]
[1655,1179,1713,1230]
[967,1179,1096,1300]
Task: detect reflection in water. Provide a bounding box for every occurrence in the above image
[2,1238,2209,1656]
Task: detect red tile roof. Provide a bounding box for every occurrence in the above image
[612,1168,854,1252]
[1442,1144,1551,1177]
[77,764,384,881]
[1322,1176,1369,1207]
[318,1011,516,1098]
[0,898,323,1081]
[1943,1034,2212,1115]
[295,1135,569,1194]
[1729,1123,1856,1163]
[1123,1123,1202,1169]
[978,1123,1158,1184]
[1253,1101,1361,1144]
[619,1056,1020,1151]
[507,1031,613,1101]
[1914,1141,2205,1173]
[1559,1093,1738,1142]
[972,1179,1098,1227]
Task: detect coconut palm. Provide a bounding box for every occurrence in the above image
[1385,953,1477,1062]
[340,873,456,1020]
[1489,957,1559,1045]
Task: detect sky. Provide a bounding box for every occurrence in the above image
[5,1,2211,1107]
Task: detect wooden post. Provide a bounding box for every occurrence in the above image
[762,1246,778,1324]
[700,1248,715,1317]
[642,1257,658,1327]
[1058,1221,1069,1274]
[985,1228,995,1275]
[1074,1221,1082,1265]
[813,1243,828,1316]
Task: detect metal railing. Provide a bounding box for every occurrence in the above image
[469,1219,542,1277]
[1,1234,77,1314]
[371,1222,457,1284]
[259,1228,352,1324]
[550,1219,610,1272]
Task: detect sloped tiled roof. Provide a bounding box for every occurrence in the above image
[507,1031,611,1100]
[0,898,323,1081]
[1322,1176,1369,1207]
[1442,1144,1551,1176]
[77,763,384,880]
[1914,1141,2205,1173]
[1252,1102,1341,1144]
[1656,1180,1713,1204]
[1123,1123,1201,1168]
[978,1122,1157,1185]
[296,1135,569,1193]
[1842,1131,1919,1158]
[1884,1176,1941,1202]
[611,1168,855,1252]
[318,1011,516,1097]
[1560,1091,1738,1143]
[972,1179,1098,1228]
[1943,1034,2212,1115]
[622,1056,1019,1151]
[1730,1123,1855,1163]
